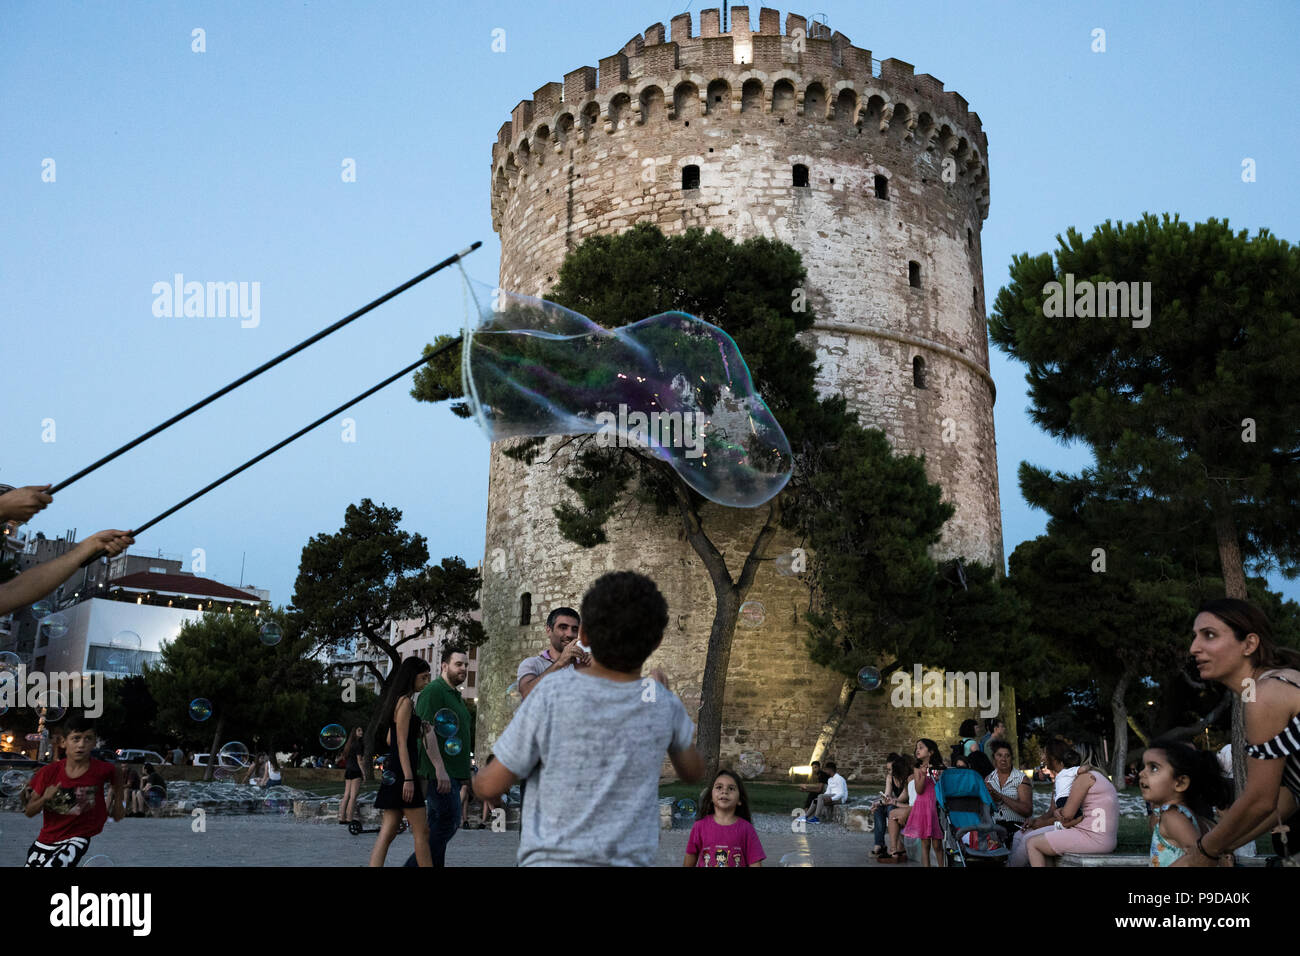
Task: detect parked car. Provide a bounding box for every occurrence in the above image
[114,749,166,765]
[0,752,44,770]
[192,752,252,769]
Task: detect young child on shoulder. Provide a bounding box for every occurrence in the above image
[1140,737,1230,867]
[22,713,124,867]
[473,571,706,866]
[684,769,766,867]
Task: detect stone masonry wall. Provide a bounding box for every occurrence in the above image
[476,8,1004,780]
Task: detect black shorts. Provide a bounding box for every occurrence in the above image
[26,837,91,867]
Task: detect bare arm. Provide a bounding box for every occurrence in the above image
[1197,679,1297,855]
[670,746,706,784]
[23,783,58,818]
[1157,807,1200,855]
[472,757,516,801]
[518,643,587,699]
[1000,780,1034,818]
[1055,772,1096,827]
[0,530,133,616]
[0,485,52,523]
[683,852,698,867]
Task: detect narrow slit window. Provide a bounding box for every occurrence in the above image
[909,260,921,288]
[682,164,700,190]
[793,163,809,187]
[520,592,532,626]
[913,356,927,388]
[874,174,889,200]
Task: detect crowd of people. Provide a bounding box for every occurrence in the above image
[6,468,1299,869]
[844,599,1300,868]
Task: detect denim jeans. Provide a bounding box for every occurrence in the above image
[404,777,463,867]
[872,805,890,847]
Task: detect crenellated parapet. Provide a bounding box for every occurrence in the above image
[490,7,989,228]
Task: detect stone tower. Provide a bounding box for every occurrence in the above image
[477,7,1002,779]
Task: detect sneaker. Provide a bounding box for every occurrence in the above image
[806,816,819,824]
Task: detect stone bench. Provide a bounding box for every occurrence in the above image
[1059,851,1270,867]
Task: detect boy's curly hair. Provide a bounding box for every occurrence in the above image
[580,571,668,672]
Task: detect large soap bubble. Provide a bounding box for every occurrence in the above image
[460,278,793,508]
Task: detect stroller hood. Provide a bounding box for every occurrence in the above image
[935,767,993,808]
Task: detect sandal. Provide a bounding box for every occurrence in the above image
[877,851,907,864]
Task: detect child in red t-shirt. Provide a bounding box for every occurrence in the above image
[22,715,124,867]
[683,768,766,867]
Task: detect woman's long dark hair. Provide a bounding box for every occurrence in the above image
[698,769,753,823]
[887,753,914,790]
[916,738,945,769]
[340,726,364,763]
[1197,598,1300,670]
[377,657,431,731]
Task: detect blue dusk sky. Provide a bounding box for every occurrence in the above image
[2,0,1297,607]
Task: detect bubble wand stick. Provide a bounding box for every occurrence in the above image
[78,336,463,567]
[51,242,481,496]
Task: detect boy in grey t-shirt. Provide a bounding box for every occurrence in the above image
[474,571,705,866]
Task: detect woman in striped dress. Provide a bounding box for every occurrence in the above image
[1179,599,1300,865]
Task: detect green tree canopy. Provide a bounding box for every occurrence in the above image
[416,224,1003,773]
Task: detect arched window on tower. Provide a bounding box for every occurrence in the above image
[909,260,922,288]
[874,174,889,200]
[520,592,532,626]
[793,164,809,187]
[682,165,700,190]
[913,356,927,389]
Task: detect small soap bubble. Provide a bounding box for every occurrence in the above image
[213,766,235,782]
[773,552,797,576]
[737,751,766,779]
[0,650,20,676]
[856,666,882,691]
[433,708,459,738]
[444,736,462,756]
[110,630,141,649]
[320,724,347,750]
[219,741,250,765]
[738,601,766,629]
[259,622,282,646]
[506,681,522,709]
[462,279,794,508]
[382,769,396,786]
[82,855,114,867]
[144,785,165,809]
[34,689,66,722]
[673,797,698,819]
[105,652,130,675]
[189,698,212,721]
[779,849,814,867]
[41,612,69,639]
[30,600,53,620]
[1,769,31,797]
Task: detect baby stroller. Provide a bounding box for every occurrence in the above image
[935,767,1010,867]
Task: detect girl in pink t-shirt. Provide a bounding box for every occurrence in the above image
[683,769,766,867]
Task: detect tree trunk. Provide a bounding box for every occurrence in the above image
[1003,684,1019,768]
[809,677,857,764]
[1110,666,1134,783]
[1126,714,1149,748]
[1212,489,1249,798]
[695,589,741,780]
[671,473,782,781]
[205,714,225,783]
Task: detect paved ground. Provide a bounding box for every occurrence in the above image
[0,811,877,867]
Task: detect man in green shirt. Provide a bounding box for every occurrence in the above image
[403,645,473,867]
